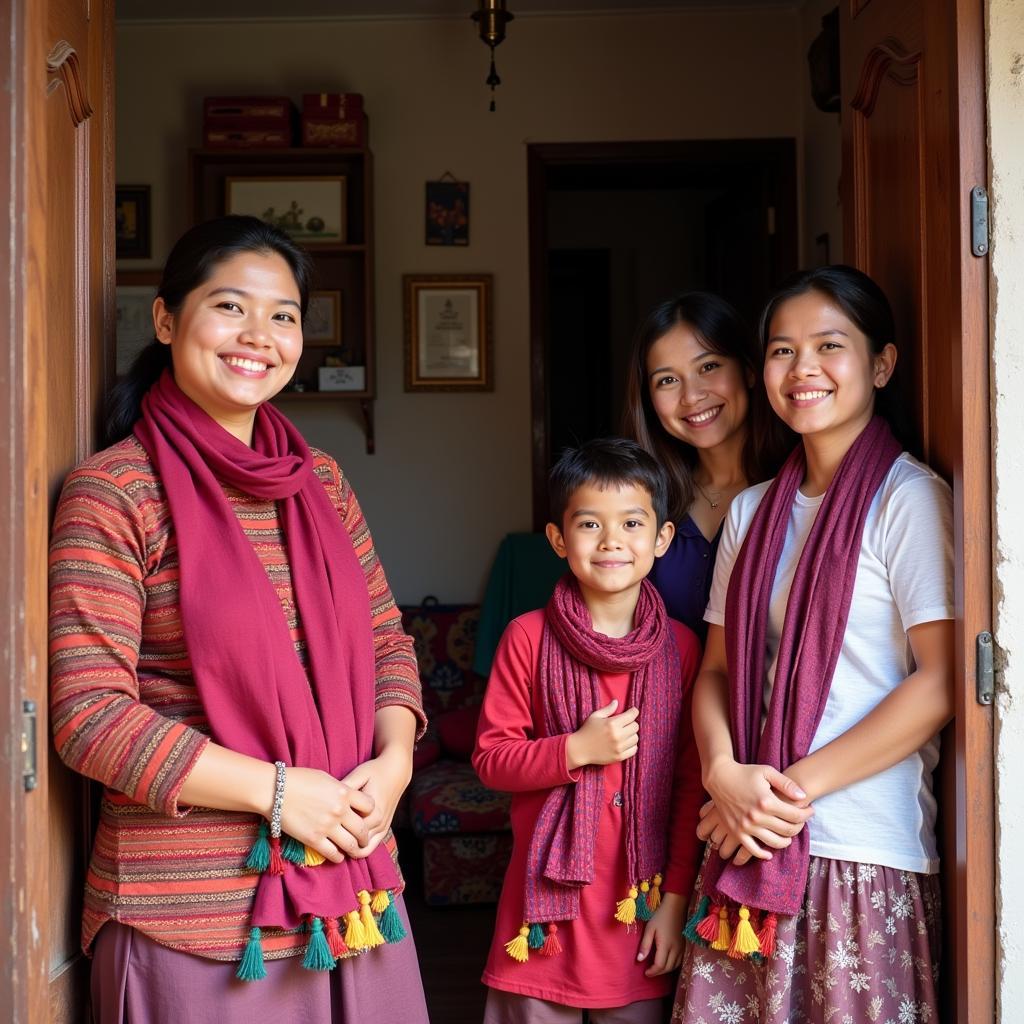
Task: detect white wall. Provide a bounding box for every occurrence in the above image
[987,0,1024,1016]
[116,9,805,603]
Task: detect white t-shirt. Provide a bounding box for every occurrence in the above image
[705,453,953,874]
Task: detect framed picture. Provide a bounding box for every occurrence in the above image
[403,274,492,392]
[115,271,161,376]
[226,176,347,246]
[304,290,342,347]
[425,178,469,246]
[115,185,151,259]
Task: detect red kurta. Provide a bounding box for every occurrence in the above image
[473,609,704,1009]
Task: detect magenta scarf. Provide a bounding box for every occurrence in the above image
[134,371,399,930]
[524,575,682,925]
[705,415,900,917]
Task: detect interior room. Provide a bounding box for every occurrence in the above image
[110,1,842,1018]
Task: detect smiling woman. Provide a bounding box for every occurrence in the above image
[50,217,430,1023]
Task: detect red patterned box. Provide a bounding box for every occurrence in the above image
[203,96,296,122]
[302,92,364,118]
[203,125,293,149]
[301,114,367,148]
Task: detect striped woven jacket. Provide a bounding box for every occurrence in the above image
[49,437,425,961]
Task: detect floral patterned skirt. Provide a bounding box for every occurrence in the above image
[671,856,941,1024]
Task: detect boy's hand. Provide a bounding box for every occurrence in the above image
[566,699,640,770]
[637,891,687,976]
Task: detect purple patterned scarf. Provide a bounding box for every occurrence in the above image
[706,415,901,916]
[524,575,682,924]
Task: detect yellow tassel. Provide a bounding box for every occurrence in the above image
[357,890,385,948]
[615,885,639,924]
[303,844,326,866]
[505,924,530,963]
[344,908,367,950]
[728,905,762,959]
[648,872,662,911]
[370,889,390,914]
[710,906,732,951]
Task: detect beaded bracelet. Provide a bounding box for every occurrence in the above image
[270,760,286,839]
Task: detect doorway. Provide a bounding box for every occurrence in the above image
[527,140,798,529]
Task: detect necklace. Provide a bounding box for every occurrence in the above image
[694,481,724,510]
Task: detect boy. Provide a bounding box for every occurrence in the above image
[473,438,705,1024]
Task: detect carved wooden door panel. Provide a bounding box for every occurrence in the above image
[841,1,992,1021]
[4,0,115,1020]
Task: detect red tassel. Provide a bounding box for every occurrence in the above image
[539,923,562,957]
[268,836,285,876]
[324,916,348,959]
[757,912,778,958]
[695,903,722,944]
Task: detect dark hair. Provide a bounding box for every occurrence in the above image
[622,291,792,522]
[549,437,670,529]
[758,264,910,446]
[104,215,315,444]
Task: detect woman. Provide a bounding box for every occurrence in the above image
[49,216,430,1023]
[674,266,952,1022]
[622,292,791,638]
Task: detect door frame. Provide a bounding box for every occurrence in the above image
[526,138,798,531]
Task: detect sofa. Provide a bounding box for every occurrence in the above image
[400,599,512,906]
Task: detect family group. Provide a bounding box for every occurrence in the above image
[49,215,951,1024]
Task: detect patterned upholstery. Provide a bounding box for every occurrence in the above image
[400,600,512,904]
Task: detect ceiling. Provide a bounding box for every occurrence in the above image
[117,0,793,23]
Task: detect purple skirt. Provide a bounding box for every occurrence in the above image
[91,896,429,1024]
[671,856,941,1024]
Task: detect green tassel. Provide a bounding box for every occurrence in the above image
[683,894,711,946]
[636,889,653,922]
[527,922,545,950]
[378,895,407,944]
[301,916,335,971]
[244,822,271,872]
[281,834,306,865]
[236,927,267,981]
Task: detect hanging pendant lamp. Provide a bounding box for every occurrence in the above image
[471,0,514,112]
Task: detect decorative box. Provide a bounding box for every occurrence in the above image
[318,365,366,392]
[203,125,292,149]
[302,93,364,119]
[203,96,297,123]
[301,115,367,148]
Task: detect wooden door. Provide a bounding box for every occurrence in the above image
[841,1,992,1020]
[1,0,115,1020]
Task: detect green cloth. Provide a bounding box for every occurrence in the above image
[472,532,566,677]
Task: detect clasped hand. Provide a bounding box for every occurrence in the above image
[277,750,411,864]
[698,759,814,866]
[565,699,639,770]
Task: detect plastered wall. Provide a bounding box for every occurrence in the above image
[115,7,821,603]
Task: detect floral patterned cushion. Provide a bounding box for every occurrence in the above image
[410,760,512,837]
[421,833,513,906]
[401,602,483,721]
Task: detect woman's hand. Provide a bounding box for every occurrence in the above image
[279,766,377,864]
[339,745,413,859]
[701,757,813,861]
[636,891,687,977]
[565,699,640,770]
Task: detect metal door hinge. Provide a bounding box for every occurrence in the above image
[976,632,994,706]
[971,186,988,257]
[22,700,37,791]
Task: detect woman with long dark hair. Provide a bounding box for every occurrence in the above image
[50,216,429,1022]
[622,292,791,637]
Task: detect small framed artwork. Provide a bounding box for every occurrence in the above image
[425,178,469,246]
[226,176,347,246]
[304,290,342,347]
[115,185,151,259]
[403,274,492,392]
[115,271,161,375]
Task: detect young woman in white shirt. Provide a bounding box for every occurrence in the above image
[672,265,953,1024]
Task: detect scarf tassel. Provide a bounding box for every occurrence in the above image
[302,915,336,971]
[505,924,531,962]
[527,922,546,950]
[370,888,391,914]
[378,893,407,943]
[648,872,663,911]
[344,909,367,950]
[757,912,778,959]
[683,894,711,946]
[539,923,562,957]
[245,822,271,872]
[324,915,349,958]
[614,885,639,925]
[358,890,385,948]
[236,927,267,981]
[281,835,307,866]
[727,906,762,959]
[694,902,722,945]
[268,836,286,876]
[304,844,326,866]
[635,880,653,922]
